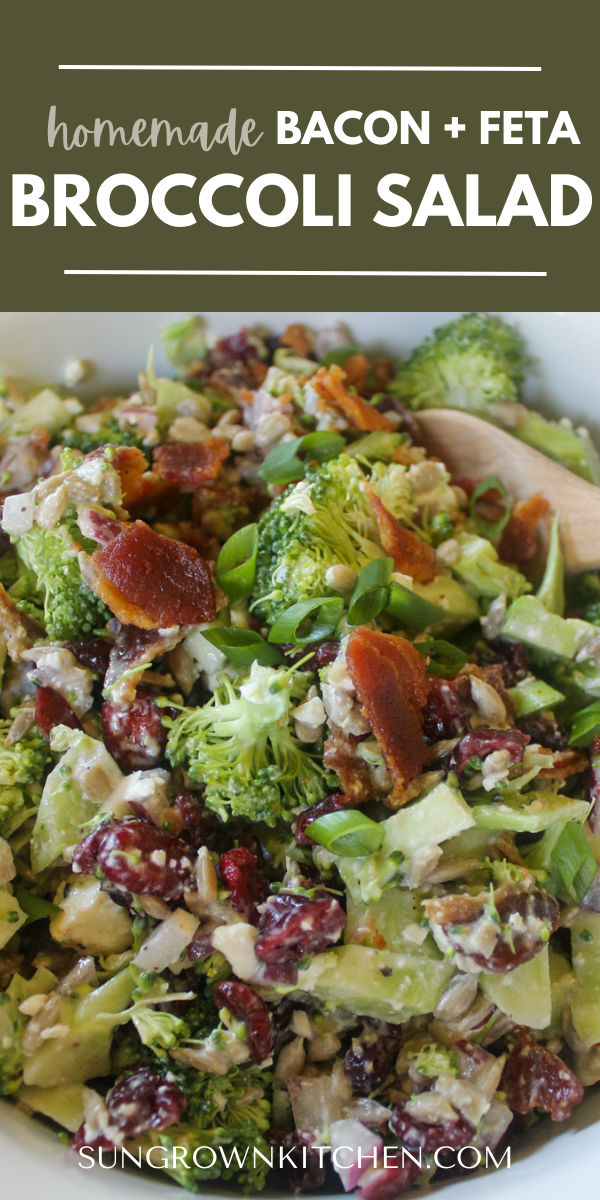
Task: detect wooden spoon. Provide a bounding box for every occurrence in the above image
[415,408,600,572]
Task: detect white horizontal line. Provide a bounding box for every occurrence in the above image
[58,64,541,73]
[64,269,547,277]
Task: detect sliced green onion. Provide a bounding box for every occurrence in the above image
[320,343,359,367]
[470,475,512,540]
[259,432,345,485]
[268,597,343,646]
[308,809,384,857]
[385,581,444,632]
[216,524,258,602]
[415,639,469,677]
[347,557,393,625]
[550,822,597,903]
[201,626,285,667]
[569,700,600,747]
[13,886,61,924]
[273,347,318,377]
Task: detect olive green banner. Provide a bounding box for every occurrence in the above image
[1,0,598,309]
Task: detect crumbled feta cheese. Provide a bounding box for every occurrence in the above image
[63,359,90,388]
[435,538,460,566]
[480,594,508,640]
[293,690,327,743]
[1,492,35,536]
[50,877,133,955]
[211,921,261,982]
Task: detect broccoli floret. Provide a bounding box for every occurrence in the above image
[158,1060,272,1193]
[252,454,412,625]
[391,314,600,483]
[61,416,145,453]
[0,718,51,840]
[408,1041,459,1079]
[11,523,109,641]
[166,662,328,824]
[390,312,526,414]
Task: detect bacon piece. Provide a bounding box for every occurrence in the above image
[343,354,370,392]
[0,582,34,660]
[104,623,185,707]
[536,748,588,780]
[91,520,215,630]
[152,439,229,488]
[323,725,380,803]
[345,627,430,798]
[280,323,313,357]
[106,445,172,513]
[109,446,151,509]
[365,485,437,582]
[312,364,395,432]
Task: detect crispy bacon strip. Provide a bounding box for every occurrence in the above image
[323,725,382,804]
[280,323,313,358]
[92,520,216,630]
[109,446,152,509]
[345,627,430,799]
[0,582,34,660]
[312,364,395,432]
[342,354,370,392]
[365,485,437,582]
[152,438,230,488]
[104,624,185,708]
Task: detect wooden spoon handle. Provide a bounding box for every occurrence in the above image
[416,408,600,572]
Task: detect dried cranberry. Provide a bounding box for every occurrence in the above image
[34,686,81,741]
[499,515,537,563]
[448,726,529,776]
[391,1102,474,1154]
[102,691,167,772]
[67,637,112,677]
[293,792,350,846]
[219,847,269,922]
[72,818,195,901]
[280,639,340,672]
[173,791,218,848]
[71,1125,114,1154]
[425,884,559,973]
[485,638,529,686]
[106,1068,186,1136]
[357,1161,421,1200]
[269,1130,327,1193]
[344,1032,399,1095]
[502,1029,584,1121]
[423,677,469,741]
[518,713,569,751]
[255,892,345,964]
[213,980,273,1064]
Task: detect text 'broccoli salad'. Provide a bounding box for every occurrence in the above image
[0,313,599,1198]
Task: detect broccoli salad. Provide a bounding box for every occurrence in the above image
[0,312,599,1197]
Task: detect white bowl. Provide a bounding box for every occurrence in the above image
[0,311,599,1200]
